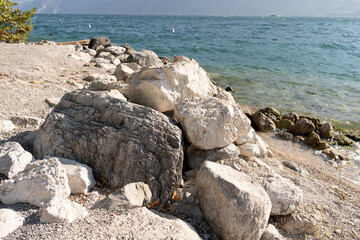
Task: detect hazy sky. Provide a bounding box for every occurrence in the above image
[249,0,360,17]
[16,0,360,16]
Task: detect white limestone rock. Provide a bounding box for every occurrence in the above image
[123,62,142,71]
[127,59,219,113]
[69,52,91,63]
[45,156,95,194]
[0,120,16,132]
[114,63,136,81]
[87,79,129,99]
[237,127,258,145]
[0,141,35,178]
[187,143,240,169]
[97,51,115,62]
[108,207,202,240]
[107,90,128,101]
[238,143,261,158]
[197,161,271,240]
[0,158,70,207]
[0,209,24,238]
[84,48,96,56]
[260,174,303,215]
[175,97,251,150]
[94,182,152,210]
[97,63,117,72]
[92,57,111,65]
[128,49,163,67]
[40,199,88,224]
[105,46,126,56]
[85,73,117,82]
[261,224,284,240]
[237,129,268,158]
[115,54,129,63]
[112,58,121,65]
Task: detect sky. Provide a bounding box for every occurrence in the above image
[15,0,360,17]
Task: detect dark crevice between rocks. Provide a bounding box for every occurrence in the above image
[7,130,37,155]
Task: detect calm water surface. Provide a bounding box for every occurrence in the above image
[29,14,360,123]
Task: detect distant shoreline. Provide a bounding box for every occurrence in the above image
[30,13,360,18]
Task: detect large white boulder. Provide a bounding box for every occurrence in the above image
[94,182,152,210]
[197,161,271,240]
[108,207,202,240]
[259,174,303,215]
[0,158,70,207]
[0,141,35,178]
[0,209,24,238]
[175,97,251,150]
[33,90,183,203]
[45,156,95,194]
[187,143,240,169]
[40,199,88,224]
[127,59,219,112]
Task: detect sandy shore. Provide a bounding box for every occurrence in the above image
[0,42,360,240]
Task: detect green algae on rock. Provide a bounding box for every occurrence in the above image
[306,132,321,147]
[334,135,354,146]
[275,119,294,130]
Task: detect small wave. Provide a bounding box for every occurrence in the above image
[319,42,348,50]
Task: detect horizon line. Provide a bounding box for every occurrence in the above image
[32,13,360,18]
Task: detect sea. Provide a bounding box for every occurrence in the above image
[28,14,360,183]
[28,14,360,124]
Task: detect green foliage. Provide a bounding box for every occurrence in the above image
[0,0,35,42]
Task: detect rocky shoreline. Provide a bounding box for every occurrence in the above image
[0,37,360,239]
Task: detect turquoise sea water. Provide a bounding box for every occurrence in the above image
[28,14,360,123]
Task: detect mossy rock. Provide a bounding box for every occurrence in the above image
[260,107,281,121]
[300,116,322,130]
[316,141,330,150]
[334,135,354,146]
[320,123,334,139]
[306,131,320,147]
[275,119,294,130]
[345,134,360,142]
